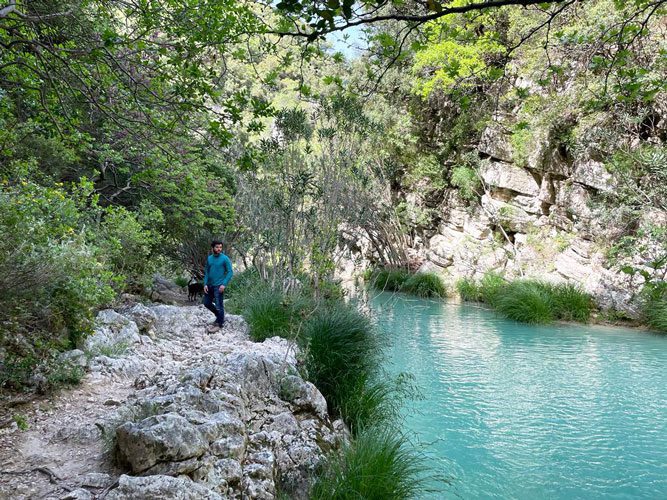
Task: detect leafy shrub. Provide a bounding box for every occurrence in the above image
[457,277,482,301]
[451,165,481,201]
[0,182,117,390]
[549,283,593,322]
[494,281,554,324]
[402,272,447,298]
[174,276,190,288]
[644,297,667,333]
[310,427,428,500]
[370,268,411,292]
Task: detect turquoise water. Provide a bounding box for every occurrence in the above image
[371,292,667,499]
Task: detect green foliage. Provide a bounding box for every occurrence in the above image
[0,181,117,390]
[495,281,555,324]
[457,277,483,302]
[90,342,131,359]
[479,272,506,306]
[644,297,667,333]
[509,124,533,168]
[310,426,428,500]
[457,274,593,324]
[244,287,296,342]
[412,6,506,99]
[549,283,593,323]
[370,268,411,292]
[450,165,480,201]
[640,281,667,333]
[303,305,379,430]
[174,276,190,288]
[12,414,29,431]
[402,272,448,298]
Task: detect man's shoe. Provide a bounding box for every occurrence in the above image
[206,324,220,334]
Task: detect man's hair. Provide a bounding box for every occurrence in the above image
[211,240,223,248]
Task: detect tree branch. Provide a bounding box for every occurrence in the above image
[274,0,571,38]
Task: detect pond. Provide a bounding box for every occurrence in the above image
[371,292,667,499]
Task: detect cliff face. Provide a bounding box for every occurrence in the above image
[402,109,667,317]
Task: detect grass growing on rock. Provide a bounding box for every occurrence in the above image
[641,283,667,333]
[237,271,431,497]
[456,277,482,302]
[479,272,506,306]
[302,305,379,428]
[243,287,295,342]
[310,426,428,500]
[645,298,667,333]
[402,272,447,298]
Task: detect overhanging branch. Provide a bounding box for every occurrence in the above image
[274,0,571,38]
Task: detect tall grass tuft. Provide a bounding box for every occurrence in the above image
[549,283,593,322]
[644,296,667,333]
[370,268,411,292]
[244,287,295,342]
[457,277,482,302]
[402,272,447,298]
[310,427,429,500]
[479,272,506,306]
[303,306,379,427]
[494,281,554,324]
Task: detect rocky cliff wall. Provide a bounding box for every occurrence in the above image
[403,116,666,317]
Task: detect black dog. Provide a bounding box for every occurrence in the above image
[188,280,204,302]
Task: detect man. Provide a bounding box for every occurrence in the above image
[203,240,233,333]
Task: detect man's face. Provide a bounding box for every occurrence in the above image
[213,244,223,255]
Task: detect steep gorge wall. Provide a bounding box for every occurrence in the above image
[403,113,666,317]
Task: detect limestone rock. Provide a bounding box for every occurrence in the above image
[58,349,88,368]
[116,413,208,473]
[572,159,614,191]
[84,309,140,352]
[124,303,158,336]
[481,195,535,233]
[478,123,513,162]
[106,474,223,500]
[480,161,540,196]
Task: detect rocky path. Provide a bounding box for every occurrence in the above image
[0,304,343,499]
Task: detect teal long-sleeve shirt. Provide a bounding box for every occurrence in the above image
[204,253,233,287]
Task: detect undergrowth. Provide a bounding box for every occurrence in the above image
[402,272,447,298]
[457,273,594,325]
[370,268,447,298]
[310,427,429,500]
[237,269,431,498]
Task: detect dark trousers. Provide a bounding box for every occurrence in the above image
[203,285,225,326]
